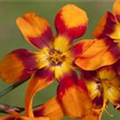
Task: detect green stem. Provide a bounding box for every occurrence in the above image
[0,77,29,98]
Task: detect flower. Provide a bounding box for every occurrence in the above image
[33,97,65,120]
[0,115,49,120]
[75,0,120,71]
[0,96,65,120]
[0,113,49,120]
[81,62,120,120]
[0,101,50,120]
[74,0,120,119]
[0,4,92,119]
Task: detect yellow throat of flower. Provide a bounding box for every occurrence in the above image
[36,35,73,70]
[110,23,120,42]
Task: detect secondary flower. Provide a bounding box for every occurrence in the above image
[0,97,66,120]
[0,113,49,120]
[81,62,120,120]
[33,97,65,120]
[75,0,120,71]
[0,4,92,119]
[74,0,120,119]
[0,99,50,120]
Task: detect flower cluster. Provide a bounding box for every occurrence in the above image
[0,0,120,120]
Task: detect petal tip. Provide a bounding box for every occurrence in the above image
[55,4,88,40]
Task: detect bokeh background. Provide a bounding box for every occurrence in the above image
[0,0,120,119]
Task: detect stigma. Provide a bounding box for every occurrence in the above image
[48,49,66,66]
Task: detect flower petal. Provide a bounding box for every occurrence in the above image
[82,70,104,110]
[113,0,120,22]
[34,97,65,120]
[0,116,50,120]
[0,116,14,120]
[75,39,120,70]
[20,116,50,120]
[116,60,120,76]
[72,39,94,58]
[0,49,37,83]
[54,35,70,52]
[25,67,54,117]
[57,70,91,118]
[16,12,53,49]
[82,110,102,120]
[93,11,116,39]
[107,86,120,108]
[55,4,88,40]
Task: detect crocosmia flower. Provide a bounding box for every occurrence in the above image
[73,0,120,119]
[0,4,92,119]
[81,62,120,120]
[0,101,50,120]
[0,114,49,120]
[75,0,120,71]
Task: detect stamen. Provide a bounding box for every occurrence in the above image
[48,49,66,66]
[104,108,113,117]
[115,104,120,110]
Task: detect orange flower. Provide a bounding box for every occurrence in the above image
[0,96,65,120]
[0,103,50,120]
[0,4,92,119]
[74,1,120,119]
[75,0,120,71]
[81,61,120,120]
[0,115,49,120]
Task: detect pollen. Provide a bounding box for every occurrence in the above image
[49,49,66,66]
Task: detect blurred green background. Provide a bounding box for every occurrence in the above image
[0,0,120,119]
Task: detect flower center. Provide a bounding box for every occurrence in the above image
[48,49,66,66]
[96,67,117,89]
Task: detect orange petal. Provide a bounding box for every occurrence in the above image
[0,116,15,120]
[20,116,50,120]
[57,70,91,118]
[82,109,102,120]
[107,86,120,108]
[25,67,54,117]
[16,12,53,49]
[0,49,37,83]
[82,70,105,110]
[72,39,94,58]
[34,97,65,120]
[113,0,120,22]
[75,39,120,70]
[93,11,116,39]
[0,116,50,120]
[55,4,88,40]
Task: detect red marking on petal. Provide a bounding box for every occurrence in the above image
[34,97,65,120]
[16,12,53,49]
[113,0,120,22]
[57,70,88,98]
[0,49,37,83]
[93,11,116,39]
[13,49,37,80]
[28,27,53,49]
[6,117,15,120]
[72,39,94,58]
[75,39,120,70]
[116,14,120,22]
[55,4,88,41]
[57,70,91,118]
